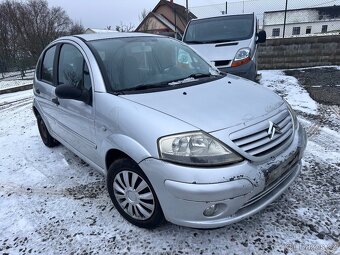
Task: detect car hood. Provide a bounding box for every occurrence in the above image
[120,76,284,132]
[188,39,251,62]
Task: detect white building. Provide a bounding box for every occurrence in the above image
[263,5,340,38]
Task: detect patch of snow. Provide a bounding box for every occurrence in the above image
[259,70,318,115]
[0,69,34,79]
[0,79,33,91]
[306,140,340,164]
[0,90,33,105]
[283,65,340,71]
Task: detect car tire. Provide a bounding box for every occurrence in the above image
[37,115,59,147]
[107,158,164,228]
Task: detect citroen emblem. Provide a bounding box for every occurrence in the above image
[268,121,282,139]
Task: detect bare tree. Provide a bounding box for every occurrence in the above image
[138,9,152,32]
[115,22,135,32]
[69,22,85,35]
[0,0,83,73]
[0,1,18,74]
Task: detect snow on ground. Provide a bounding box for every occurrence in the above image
[0,80,32,91]
[0,70,34,92]
[0,70,34,80]
[0,70,339,254]
[259,70,318,115]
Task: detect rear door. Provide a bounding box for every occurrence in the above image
[34,45,59,132]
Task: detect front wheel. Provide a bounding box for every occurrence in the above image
[107,158,164,228]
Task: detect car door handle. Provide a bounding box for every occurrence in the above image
[52,97,59,106]
[35,88,40,94]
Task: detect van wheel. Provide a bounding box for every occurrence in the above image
[107,158,164,228]
[37,115,59,147]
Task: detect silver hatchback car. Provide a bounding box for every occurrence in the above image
[33,32,307,229]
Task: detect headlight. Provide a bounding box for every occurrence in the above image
[231,48,251,67]
[158,132,243,166]
[284,100,298,129]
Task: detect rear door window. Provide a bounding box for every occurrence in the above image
[41,46,56,83]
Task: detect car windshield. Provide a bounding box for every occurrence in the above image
[183,14,254,44]
[88,36,220,92]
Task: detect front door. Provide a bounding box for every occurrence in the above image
[53,43,98,163]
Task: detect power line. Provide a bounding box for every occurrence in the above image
[308,0,339,7]
[190,0,265,9]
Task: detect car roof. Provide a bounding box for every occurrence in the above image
[67,32,161,42]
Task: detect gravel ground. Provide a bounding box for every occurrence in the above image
[284,66,340,106]
[0,69,339,254]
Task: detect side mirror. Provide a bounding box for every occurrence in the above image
[256,30,267,44]
[55,84,91,104]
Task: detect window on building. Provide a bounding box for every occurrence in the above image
[306,26,312,34]
[272,28,280,37]
[322,25,328,33]
[292,27,300,35]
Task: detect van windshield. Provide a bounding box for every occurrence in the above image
[183,14,254,44]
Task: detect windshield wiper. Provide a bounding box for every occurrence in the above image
[184,40,206,44]
[115,73,220,94]
[185,39,235,44]
[188,73,214,79]
[115,83,170,93]
[168,73,217,85]
[211,39,236,43]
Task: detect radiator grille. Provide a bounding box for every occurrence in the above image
[230,110,293,157]
[214,60,231,67]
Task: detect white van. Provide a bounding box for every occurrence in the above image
[183,13,266,81]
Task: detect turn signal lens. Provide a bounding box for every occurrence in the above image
[231,48,251,67]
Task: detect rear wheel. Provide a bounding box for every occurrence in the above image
[37,115,59,147]
[107,158,164,228]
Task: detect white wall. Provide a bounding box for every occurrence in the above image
[264,18,340,38]
[263,8,340,37]
[264,10,320,25]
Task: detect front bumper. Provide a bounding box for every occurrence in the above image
[139,124,306,228]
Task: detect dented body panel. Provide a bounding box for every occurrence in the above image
[139,124,306,228]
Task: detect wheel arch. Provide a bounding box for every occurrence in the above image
[102,134,154,173]
[32,105,40,118]
[105,149,132,172]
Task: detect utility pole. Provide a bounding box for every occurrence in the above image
[283,0,288,38]
[225,1,228,15]
[186,0,189,23]
[173,0,177,39]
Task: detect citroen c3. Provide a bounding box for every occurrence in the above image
[33,32,306,229]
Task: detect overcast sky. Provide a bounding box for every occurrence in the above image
[2,0,339,29]
[46,0,226,29]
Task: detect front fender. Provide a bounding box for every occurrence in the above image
[99,133,153,171]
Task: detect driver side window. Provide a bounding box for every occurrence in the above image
[58,44,91,92]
